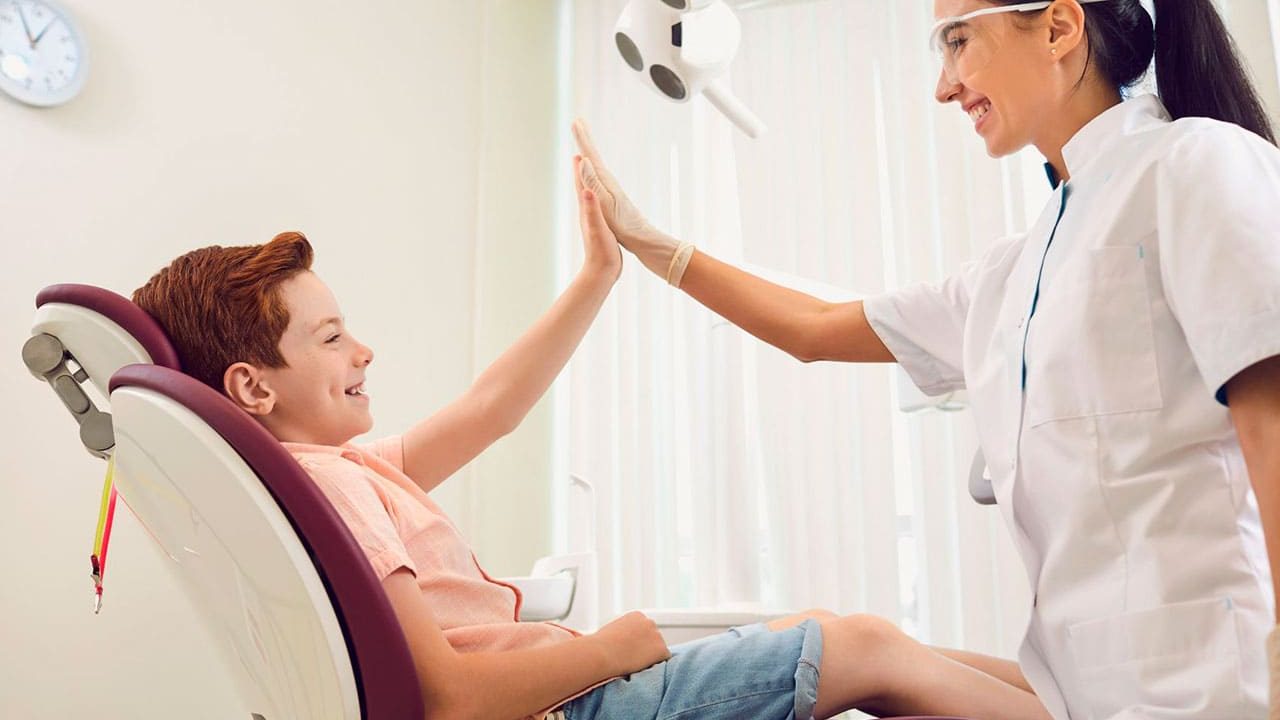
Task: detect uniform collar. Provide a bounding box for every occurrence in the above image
[1045,94,1171,188]
[280,440,366,465]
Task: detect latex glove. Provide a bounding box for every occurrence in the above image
[1270,626,1280,718]
[571,119,696,287]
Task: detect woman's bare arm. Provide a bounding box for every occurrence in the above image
[678,250,895,364]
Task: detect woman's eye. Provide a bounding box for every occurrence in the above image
[947,36,967,52]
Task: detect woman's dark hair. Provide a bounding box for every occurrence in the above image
[996,0,1276,145]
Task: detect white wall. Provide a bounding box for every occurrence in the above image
[0,1,564,717]
[467,0,567,579]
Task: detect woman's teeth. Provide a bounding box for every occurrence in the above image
[969,102,991,123]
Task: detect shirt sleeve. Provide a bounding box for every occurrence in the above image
[358,435,406,472]
[297,455,416,581]
[1156,123,1280,405]
[863,235,1024,396]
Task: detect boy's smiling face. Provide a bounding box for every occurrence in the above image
[224,270,375,446]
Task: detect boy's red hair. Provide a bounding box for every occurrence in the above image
[133,231,314,393]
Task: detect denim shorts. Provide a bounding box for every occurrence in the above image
[561,618,824,720]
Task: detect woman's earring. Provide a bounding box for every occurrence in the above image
[1050,47,1058,55]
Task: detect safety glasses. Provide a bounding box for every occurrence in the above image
[930,0,1113,83]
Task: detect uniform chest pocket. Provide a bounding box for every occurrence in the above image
[1024,245,1164,428]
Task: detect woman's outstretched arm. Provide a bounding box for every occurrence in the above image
[572,119,894,365]
[679,250,895,364]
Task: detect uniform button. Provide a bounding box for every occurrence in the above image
[1017,317,1025,329]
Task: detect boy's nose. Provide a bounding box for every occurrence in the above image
[355,340,374,366]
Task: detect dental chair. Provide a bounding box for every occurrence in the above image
[24,283,965,720]
[26,283,422,719]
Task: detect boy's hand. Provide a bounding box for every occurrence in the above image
[575,154,623,284]
[590,611,671,676]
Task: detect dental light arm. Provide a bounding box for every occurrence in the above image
[614,0,766,139]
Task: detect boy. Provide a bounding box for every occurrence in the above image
[132,157,1050,720]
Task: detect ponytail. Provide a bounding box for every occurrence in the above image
[996,0,1277,145]
[1152,0,1276,145]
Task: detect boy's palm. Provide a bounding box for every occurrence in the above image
[575,154,624,282]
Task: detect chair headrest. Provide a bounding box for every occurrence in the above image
[36,283,181,371]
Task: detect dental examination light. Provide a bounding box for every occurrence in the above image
[614,0,766,138]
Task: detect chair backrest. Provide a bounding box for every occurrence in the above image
[26,285,423,719]
[109,364,423,720]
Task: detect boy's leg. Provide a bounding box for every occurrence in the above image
[812,614,1052,720]
[562,619,824,720]
[766,608,838,632]
[928,646,1034,694]
[665,608,836,657]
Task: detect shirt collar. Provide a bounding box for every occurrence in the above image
[280,440,366,465]
[1046,93,1171,188]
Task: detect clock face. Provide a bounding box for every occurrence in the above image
[0,0,87,107]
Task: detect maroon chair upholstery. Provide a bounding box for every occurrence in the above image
[35,283,182,370]
[110,363,424,720]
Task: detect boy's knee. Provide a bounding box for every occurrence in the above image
[798,608,839,622]
[830,613,907,647]
[766,608,838,632]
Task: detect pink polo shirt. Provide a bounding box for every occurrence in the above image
[282,436,578,654]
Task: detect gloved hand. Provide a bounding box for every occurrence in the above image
[1269,626,1280,718]
[571,118,696,287]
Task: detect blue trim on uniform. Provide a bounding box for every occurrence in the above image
[1021,183,1070,391]
[1044,162,1060,189]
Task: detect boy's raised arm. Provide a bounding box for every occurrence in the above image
[400,157,622,494]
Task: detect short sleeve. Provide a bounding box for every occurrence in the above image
[296,456,416,581]
[863,235,1023,396]
[358,435,406,472]
[1156,124,1280,405]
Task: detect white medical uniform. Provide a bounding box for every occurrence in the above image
[864,95,1280,719]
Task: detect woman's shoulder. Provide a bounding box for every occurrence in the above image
[1151,114,1279,173]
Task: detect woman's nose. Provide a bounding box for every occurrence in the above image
[935,68,961,104]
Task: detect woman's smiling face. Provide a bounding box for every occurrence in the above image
[932,0,1062,157]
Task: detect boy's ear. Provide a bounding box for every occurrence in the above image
[223,362,276,416]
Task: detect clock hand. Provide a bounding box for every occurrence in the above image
[15,1,35,47]
[31,16,55,46]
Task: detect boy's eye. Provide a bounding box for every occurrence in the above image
[326,334,341,344]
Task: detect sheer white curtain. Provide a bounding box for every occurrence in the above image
[560,0,1279,657]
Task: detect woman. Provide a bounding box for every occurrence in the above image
[574,0,1280,717]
